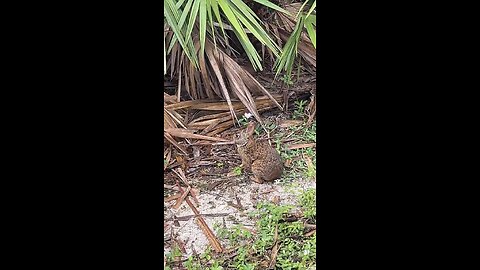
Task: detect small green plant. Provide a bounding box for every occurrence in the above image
[300,189,316,219]
[208,261,224,270]
[279,221,304,238]
[229,225,253,245]
[238,114,250,126]
[184,255,201,270]
[232,166,242,176]
[252,122,277,137]
[165,245,183,267]
[229,246,256,269]
[303,121,316,142]
[306,163,316,178]
[281,74,294,86]
[293,100,307,119]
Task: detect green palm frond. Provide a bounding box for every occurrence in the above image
[274,0,316,78]
[165,0,288,72]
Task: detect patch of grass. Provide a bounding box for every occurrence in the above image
[253,121,277,136]
[216,224,253,246]
[168,246,226,270]
[303,121,316,142]
[224,198,315,269]
[293,99,308,120]
[280,74,294,86]
[276,235,316,270]
[305,162,315,178]
[300,189,316,220]
[251,203,293,255]
[284,121,315,143]
[281,148,316,181]
[278,120,316,181]
[164,245,183,269]
[184,255,202,270]
[232,166,242,176]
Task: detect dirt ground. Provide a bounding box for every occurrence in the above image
[164,174,316,257]
[164,113,316,259]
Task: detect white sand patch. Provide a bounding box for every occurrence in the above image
[164,177,316,257]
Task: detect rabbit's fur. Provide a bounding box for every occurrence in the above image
[234,122,284,183]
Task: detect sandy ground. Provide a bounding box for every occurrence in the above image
[164,175,316,257]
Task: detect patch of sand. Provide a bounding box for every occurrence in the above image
[164,177,316,257]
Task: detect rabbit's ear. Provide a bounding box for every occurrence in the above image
[246,122,256,136]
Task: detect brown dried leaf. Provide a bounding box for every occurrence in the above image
[205,41,239,124]
[278,119,304,128]
[287,143,316,150]
[272,195,280,204]
[164,133,188,155]
[165,128,228,142]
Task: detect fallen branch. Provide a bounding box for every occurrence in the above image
[173,186,191,209]
[287,143,316,150]
[165,128,229,142]
[171,164,223,252]
[173,168,200,205]
[164,193,182,202]
[268,225,280,268]
[168,212,233,221]
[186,198,223,253]
[164,184,182,191]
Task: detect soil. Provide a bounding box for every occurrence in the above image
[164,174,316,258]
[164,116,316,258]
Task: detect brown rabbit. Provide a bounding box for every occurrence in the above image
[234,122,284,183]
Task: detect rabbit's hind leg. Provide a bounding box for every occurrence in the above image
[250,175,263,183]
[251,161,265,183]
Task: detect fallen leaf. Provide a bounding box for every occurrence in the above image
[287,143,316,150]
[272,195,280,204]
[165,128,229,142]
[284,159,292,167]
[278,119,303,128]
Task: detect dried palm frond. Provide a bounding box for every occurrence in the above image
[166,33,283,126]
[163,93,283,150]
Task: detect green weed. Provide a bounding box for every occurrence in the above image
[232,166,242,176]
[280,74,294,86]
[300,189,316,220]
[293,100,307,119]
